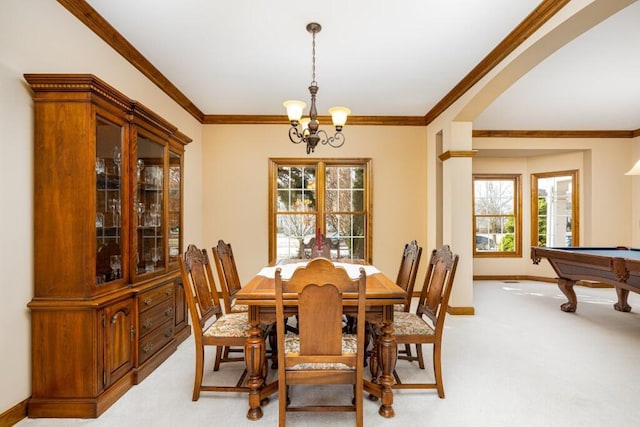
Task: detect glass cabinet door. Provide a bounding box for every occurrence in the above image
[96,117,123,284]
[135,135,165,276]
[168,151,182,266]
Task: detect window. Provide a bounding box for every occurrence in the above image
[531,170,579,248]
[473,174,522,257]
[269,158,372,263]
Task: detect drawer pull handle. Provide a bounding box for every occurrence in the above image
[144,298,153,305]
[166,289,173,297]
[143,319,153,329]
[143,342,154,353]
[164,328,173,338]
[165,307,173,317]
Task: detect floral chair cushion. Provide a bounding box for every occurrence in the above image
[230,303,249,313]
[283,333,358,370]
[393,303,406,312]
[374,311,435,337]
[204,312,251,338]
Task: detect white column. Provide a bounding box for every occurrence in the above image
[441,122,474,312]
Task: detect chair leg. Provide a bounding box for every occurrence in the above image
[214,346,223,371]
[193,344,204,401]
[433,342,445,398]
[404,343,413,358]
[416,343,425,369]
[268,327,278,369]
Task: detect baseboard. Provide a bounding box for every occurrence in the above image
[0,398,28,426]
[447,306,475,315]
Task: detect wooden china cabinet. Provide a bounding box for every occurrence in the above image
[25,74,191,418]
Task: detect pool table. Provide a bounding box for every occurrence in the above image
[531,246,640,313]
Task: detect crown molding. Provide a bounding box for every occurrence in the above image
[473,130,636,138]
[424,0,570,125]
[202,115,425,126]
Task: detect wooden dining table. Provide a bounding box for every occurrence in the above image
[235,259,406,420]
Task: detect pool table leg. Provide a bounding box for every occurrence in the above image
[614,287,632,312]
[557,278,577,312]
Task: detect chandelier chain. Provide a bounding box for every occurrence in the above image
[311,30,317,86]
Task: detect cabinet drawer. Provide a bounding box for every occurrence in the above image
[138,318,174,364]
[138,283,174,313]
[138,299,174,338]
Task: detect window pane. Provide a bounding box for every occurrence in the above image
[271,159,370,262]
[276,166,317,211]
[326,213,366,260]
[276,213,316,260]
[474,180,514,215]
[535,173,575,247]
[474,175,520,256]
[326,166,365,212]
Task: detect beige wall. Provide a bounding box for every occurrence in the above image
[201,124,429,286]
[0,0,203,413]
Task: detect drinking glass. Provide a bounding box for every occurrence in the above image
[150,247,161,266]
[136,159,145,181]
[112,146,122,176]
[96,157,105,174]
[136,202,146,225]
[109,255,121,279]
[110,198,121,227]
[95,212,104,228]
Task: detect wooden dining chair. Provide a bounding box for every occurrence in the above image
[178,244,257,400]
[371,244,459,398]
[212,239,252,366]
[394,240,423,312]
[212,239,248,314]
[275,258,367,427]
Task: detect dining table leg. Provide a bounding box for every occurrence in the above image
[367,306,397,417]
[244,307,266,420]
[376,309,398,418]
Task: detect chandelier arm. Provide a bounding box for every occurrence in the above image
[288,126,304,144]
[319,130,346,149]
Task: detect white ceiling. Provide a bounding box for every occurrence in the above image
[84,0,640,131]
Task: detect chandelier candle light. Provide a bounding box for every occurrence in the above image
[284,22,351,154]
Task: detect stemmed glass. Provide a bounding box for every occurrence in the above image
[109,255,121,280]
[150,203,160,226]
[136,202,146,226]
[150,247,161,267]
[136,159,145,182]
[112,146,122,176]
[110,198,121,227]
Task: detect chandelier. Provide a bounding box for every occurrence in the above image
[283,22,351,154]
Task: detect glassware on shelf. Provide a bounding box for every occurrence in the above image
[96,157,105,174]
[110,198,121,227]
[150,247,161,267]
[112,146,122,176]
[96,212,104,228]
[109,254,121,279]
[149,203,161,226]
[136,202,146,225]
[136,159,145,182]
